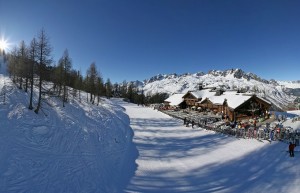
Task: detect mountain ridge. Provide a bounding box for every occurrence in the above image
[127,68,300,110]
[142,68,283,85]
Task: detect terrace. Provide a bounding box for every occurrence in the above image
[160,107,300,145]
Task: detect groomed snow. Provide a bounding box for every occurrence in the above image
[117,100,300,193]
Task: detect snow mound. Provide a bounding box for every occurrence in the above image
[0,71,138,192]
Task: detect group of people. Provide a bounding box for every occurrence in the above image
[183,117,298,157]
[183,117,208,128]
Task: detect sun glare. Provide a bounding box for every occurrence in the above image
[0,38,9,51]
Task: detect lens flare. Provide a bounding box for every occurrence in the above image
[0,37,9,51]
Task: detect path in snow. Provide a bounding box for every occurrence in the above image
[118,101,300,193]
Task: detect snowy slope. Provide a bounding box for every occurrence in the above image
[0,70,137,192]
[278,81,300,89]
[137,69,299,110]
[2,54,300,193]
[117,100,300,193]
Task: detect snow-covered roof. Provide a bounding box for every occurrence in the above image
[189,89,216,100]
[256,95,272,105]
[213,92,252,109]
[199,91,253,110]
[164,94,185,106]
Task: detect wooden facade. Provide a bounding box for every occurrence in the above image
[182,90,271,121]
[182,92,200,107]
[199,95,271,121]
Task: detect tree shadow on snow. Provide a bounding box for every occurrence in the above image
[124,140,297,193]
[122,116,299,193]
[117,121,139,193]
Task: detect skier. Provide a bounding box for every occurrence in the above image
[192,120,195,128]
[269,129,274,143]
[186,119,190,127]
[289,142,296,157]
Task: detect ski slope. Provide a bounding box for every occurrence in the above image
[1,54,300,193]
[0,70,136,193]
[117,100,300,193]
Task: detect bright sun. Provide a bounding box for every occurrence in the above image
[0,38,8,51]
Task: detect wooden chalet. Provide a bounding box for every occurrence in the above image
[181,89,216,108]
[164,94,186,109]
[164,87,272,121]
[179,88,271,121]
[198,92,271,121]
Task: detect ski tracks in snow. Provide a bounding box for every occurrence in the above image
[119,101,300,193]
[0,94,126,192]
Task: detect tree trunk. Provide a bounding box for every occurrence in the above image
[28,60,34,110]
[25,77,28,92]
[19,77,22,89]
[34,75,42,114]
[28,75,34,110]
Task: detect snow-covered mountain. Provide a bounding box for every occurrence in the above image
[132,69,300,110]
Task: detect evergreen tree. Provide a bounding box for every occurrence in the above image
[127,84,134,103]
[105,78,112,98]
[120,80,128,98]
[112,83,120,97]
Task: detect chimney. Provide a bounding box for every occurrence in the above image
[199,83,203,90]
[215,89,224,96]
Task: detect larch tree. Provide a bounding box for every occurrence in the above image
[96,77,103,105]
[17,40,28,90]
[7,47,18,83]
[28,37,38,110]
[58,49,72,107]
[34,29,52,114]
[86,62,98,103]
[75,70,83,102]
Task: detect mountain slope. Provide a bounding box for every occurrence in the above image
[138,69,298,110]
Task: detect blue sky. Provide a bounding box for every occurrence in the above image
[0,0,299,83]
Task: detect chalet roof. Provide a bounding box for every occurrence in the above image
[201,92,272,110]
[164,94,185,106]
[256,95,272,105]
[187,89,216,101]
[198,91,253,110]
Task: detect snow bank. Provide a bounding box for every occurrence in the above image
[0,73,137,193]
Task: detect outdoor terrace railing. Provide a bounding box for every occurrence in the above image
[161,109,300,145]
